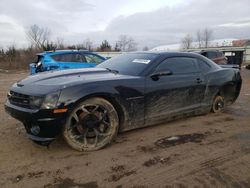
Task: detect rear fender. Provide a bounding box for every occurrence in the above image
[218,72,242,105]
[204,69,241,106]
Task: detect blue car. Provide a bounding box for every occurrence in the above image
[29,50,106,74]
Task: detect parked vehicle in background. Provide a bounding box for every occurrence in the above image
[196,50,228,65]
[29,50,106,74]
[5,52,242,151]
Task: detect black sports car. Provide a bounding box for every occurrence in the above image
[5,52,242,151]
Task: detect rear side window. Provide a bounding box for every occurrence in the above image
[216,51,224,57]
[72,54,83,62]
[198,59,211,73]
[156,57,199,74]
[206,52,217,59]
[51,54,71,62]
[84,54,104,64]
[51,53,83,62]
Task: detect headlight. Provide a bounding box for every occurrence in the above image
[36,61,42,68]
[30,96,43,109]
[41,91,60,109]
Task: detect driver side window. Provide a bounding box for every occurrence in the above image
[156,57,199,74]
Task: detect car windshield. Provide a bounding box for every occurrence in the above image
[97,53,159,76]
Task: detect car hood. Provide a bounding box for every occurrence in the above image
[11,68,136,96]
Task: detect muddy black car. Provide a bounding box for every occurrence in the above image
[5,52,242,151]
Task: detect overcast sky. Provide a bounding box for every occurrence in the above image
[0,0,249,49]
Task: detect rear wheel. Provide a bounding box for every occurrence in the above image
[63,97,119,151]
[211,95,225,113]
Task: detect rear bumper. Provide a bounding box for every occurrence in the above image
[5,100,67,144]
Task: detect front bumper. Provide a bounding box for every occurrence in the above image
[5,100,67,145]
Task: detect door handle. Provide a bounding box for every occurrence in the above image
[196,78,202,84]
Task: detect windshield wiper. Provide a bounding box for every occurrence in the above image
[105,68,119,74]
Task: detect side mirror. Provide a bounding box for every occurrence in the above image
[150,70,172,81]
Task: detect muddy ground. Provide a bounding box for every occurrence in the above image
[0,69,250,188]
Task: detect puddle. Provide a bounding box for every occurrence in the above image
[231,132,250,140]
[231,132,250,154]
[111,165,125,172]
[44,178,98,188]
[143,156,170,167]
[155,133,206,148]
[107,165,136,182]
[12,175,24,183]
[137,145,156,153]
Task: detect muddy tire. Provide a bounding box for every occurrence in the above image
[63,97,119,151]
[211,95,225,113]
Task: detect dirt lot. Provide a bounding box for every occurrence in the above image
[0,69,250,188]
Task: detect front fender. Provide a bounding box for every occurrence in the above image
[58,83,120,108]
[57,83,131,132]
[57,78,145,132]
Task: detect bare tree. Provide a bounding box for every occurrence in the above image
[196,30,202,48]
[127,37,137,51]
[114,43,121,52]
[5,45,20,69]
[142,46,149,51]
[26,24,51,50]
[117,35,128,51]
[0,48,5,62]
[195,28,213,48]
[117,35,137,52]
[82,38,93,51]
[56,37,65,49]
[203,28,213,48]
[98,40,112,52]
[181,34,193,50]
[42,41,57,51]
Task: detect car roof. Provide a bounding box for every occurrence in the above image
[36,50,96,56]
[198,49,220,53]
[129,51,203,58]
[130,51,220,67]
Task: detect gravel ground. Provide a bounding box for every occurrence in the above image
[0,69,250,188]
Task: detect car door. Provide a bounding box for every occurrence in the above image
[52,53,75,69]
[145,56,205,125]
[67,53,89,69]
[53,53,85,69]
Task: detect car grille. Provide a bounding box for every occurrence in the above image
[8,91,31,109]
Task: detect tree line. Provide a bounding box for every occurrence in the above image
[181,28,213,50]
[0,24,139,70]
[26,25,138,52]
[0,24,214,70]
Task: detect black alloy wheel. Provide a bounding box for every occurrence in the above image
[63,97,119,151]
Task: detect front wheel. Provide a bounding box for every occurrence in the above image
[211,95,225,113]
[63,97,119,151]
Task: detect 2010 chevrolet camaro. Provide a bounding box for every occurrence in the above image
[5,52,242,151]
